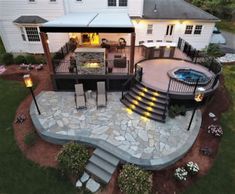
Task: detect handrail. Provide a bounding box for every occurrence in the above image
[121,75,135,99]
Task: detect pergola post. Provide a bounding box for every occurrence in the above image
[130,32,136,74]
[40,32,54,74]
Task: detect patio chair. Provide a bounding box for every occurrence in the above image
[101,38,111,50]
[117,38,126,53]
[74,84,86,109]
[96,81,107,108]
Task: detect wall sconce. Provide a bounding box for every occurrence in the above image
[154,4,157,13]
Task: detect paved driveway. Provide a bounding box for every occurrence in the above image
[221,30,235,52]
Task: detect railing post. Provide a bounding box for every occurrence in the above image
[193,78,200,94]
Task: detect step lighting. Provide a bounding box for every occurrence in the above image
[145,112,151,117]
[151,97,157,101]
[132,100,139,105]
[153,92,159,96]
[143,88,148,92]
[137,96,142,101]
[139,92,145,97]
[147,107,153,111]
[130,104,136,109]
[141,116,150,122]
[126,108,133,114]
[149,102,155,106]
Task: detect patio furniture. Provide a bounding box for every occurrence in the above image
[75,84,86,109]
[101,38,111,50]
[96,81,107,108]
[117,38,126,53]
[113,57,127,68]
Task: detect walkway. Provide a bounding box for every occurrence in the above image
[30,91,201,170]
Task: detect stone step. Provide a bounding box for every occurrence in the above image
[85,163,112,184]
[89,155,116,174]
[94,148,120,166]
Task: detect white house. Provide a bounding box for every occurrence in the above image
[0,0,219,54]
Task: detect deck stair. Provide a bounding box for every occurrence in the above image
[85,148,120,184]
[121,82,169,122]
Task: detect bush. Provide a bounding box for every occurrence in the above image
[24,132,37,146]
[35,56,46,64]
[14,55,26,64]
[186,161,200,175]
[206,44,224,58]
[118,164,152,194]
[25,55,37,64]
[57,142,89,176]
[169,104,186,118]
[2,53,14,65]
[174,167,188,181]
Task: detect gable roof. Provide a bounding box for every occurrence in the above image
[13,15,48,24]
[142,0,219,21]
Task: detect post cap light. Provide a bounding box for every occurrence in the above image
[194,87,205,102]
[23,74,33,88]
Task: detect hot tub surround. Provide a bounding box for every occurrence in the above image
[168,68,210,85]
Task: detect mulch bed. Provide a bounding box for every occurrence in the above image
[1,64,230,193]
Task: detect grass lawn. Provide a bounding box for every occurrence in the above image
[217,20,235,34]
[0,78,77,194]
[183,65,235,194]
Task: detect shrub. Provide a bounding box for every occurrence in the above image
[35,56,46,64]
[118,164,152,194]
[25,55,37,64]
[186,161,200,175]
[24,132,37,146]
[57,142,89,176]
[2,53,14,65]
[14,55,26,64]
[169,104,186,118]
[174,167,188,181]
[208,124,223,137]
[206,44,224,58]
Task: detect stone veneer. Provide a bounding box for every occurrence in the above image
[75,48,105,75]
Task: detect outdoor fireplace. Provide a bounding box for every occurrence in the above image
[75,48,106,75]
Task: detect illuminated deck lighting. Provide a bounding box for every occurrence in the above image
[143,88,148,92]
[147,107,153,111]
[153,92,160,96]
[145,112,151,117]
[149,102,155,106]
[151,97,157,101]
[126,108,133,114]
[141,116,150,122]
[137,96,142,101]
[139,92,145,97]
[130,104,136,109]
[133,100,139,105]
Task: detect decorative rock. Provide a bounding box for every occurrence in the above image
[115,136,125,141]
[138,130,148,142]
[86,178,100,193]
[56,120,64,127]
[75,180,82,188]
[80,172,90,183]
[209,112,216,118]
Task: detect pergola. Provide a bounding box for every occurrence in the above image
[39,13,136,75]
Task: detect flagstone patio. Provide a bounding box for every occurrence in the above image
[30,91,201,169]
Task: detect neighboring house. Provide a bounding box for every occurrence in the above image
[0,0,219,54]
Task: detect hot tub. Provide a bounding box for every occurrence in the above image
[168,68,210,85]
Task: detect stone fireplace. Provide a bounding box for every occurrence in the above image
[75,48,106,75]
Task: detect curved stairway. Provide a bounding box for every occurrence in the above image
[121,82,169,123]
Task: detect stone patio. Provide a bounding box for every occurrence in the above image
[30,91,201,169]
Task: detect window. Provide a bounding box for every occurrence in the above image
[25,27,40,42]
[20,27,26,41]
[166,24,174,36]
[108,0,116,6]
[119,0,127,6]
[28,0,36,2]
[50,0,56,2]
[185,25,193,34]
[194,25,202,35]
[147,24,153,34]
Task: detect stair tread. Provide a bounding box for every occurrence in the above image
[131,88,168,104]
[94,148,120,166]
[136,82,168,96]
[135,83,168,97]
[128,92,166,110]
[89,155,116,174]
[124,95,165,115]
[85,163,112,184]
[121,99,165,122]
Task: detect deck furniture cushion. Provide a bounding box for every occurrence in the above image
[75,84,86,109]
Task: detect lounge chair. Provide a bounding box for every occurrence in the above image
[75,84,86,109]
[96,81,107,108]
